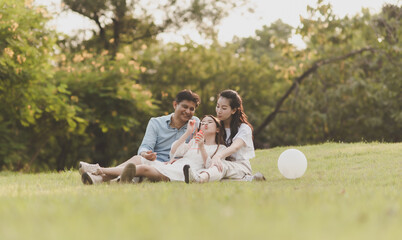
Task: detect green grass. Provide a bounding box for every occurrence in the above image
[0,142,401,240]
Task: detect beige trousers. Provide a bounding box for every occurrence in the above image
[200,160,252,182]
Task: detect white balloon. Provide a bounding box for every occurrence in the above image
[278,149,307,179]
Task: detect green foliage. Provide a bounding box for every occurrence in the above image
[54,46,157,168]
[0,0,84,170]
[233,19,293,60]
[0,1,157,171]
[262,3,401,146]
[139,42,275,120]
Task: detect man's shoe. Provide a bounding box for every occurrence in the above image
[82,172,103,185]
[132,176,143,183]
[183,165,199,184]
[120,163,136,183]
[79,162,100,175]
[252,172,266,181]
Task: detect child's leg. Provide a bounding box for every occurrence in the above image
[200,166,224,182]
[136,165,170,182]
[198,171,209,183]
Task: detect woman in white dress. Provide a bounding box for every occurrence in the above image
[184,89,264,183]
[91,115,226,182]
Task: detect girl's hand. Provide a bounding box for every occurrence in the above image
[195,130,204,148]
[186,119,197,135]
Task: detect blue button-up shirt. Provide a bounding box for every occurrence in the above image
[138,113,200,162]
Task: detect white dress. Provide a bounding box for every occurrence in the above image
[153,139,226,181]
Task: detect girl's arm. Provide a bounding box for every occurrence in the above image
[170,120,196,156]
[194,131,208,166]
[199,144,208,166]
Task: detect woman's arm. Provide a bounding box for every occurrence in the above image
[210,138,245,171]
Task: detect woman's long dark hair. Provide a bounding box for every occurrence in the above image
[219,90,253,146]
[199,115,226,158]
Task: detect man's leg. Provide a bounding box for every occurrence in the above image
[136,165,169,182]
[93,155,144,177]
[116,155,143,167]
[79,155,143,176]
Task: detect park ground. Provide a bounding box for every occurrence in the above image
[0,142,401,240]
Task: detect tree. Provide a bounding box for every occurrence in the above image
[63,0,247,55]
[0,0,84,170]
[54,47,158,168]
[254,2,401,147]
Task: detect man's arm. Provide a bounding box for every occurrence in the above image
[138,118,158,160]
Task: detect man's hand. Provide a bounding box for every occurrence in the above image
[210,155,223,172]
[142,150,157,161]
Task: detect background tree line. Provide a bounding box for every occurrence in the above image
[0,0,400,171]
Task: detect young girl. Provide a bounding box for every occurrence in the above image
[83,115,226,184]
[184,89,263,183]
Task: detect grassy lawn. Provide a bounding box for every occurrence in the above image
[0,142,401,240]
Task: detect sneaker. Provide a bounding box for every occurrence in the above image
[79,162,100,175]
[132,176,143,183]
[183,165,199,184]
[252,172,266,181]
[110,176,120,183]
[120,163,136,183]
[82,172,103,185]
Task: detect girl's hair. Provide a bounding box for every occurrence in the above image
[218,89,253,145]
[199,115,226,158]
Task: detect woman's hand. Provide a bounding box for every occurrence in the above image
[210,154,223,172]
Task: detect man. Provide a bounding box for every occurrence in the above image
[79,89,201,184]
[137,89,200,163]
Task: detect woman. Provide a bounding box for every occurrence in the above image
[184,89,264,183]
[82,115,226,184]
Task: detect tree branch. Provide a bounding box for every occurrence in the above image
[254,47,376,137]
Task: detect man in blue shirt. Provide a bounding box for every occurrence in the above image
[79,89,201,184]
[137,91,200,162]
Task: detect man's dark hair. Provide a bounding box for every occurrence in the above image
[175,89,201,107]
